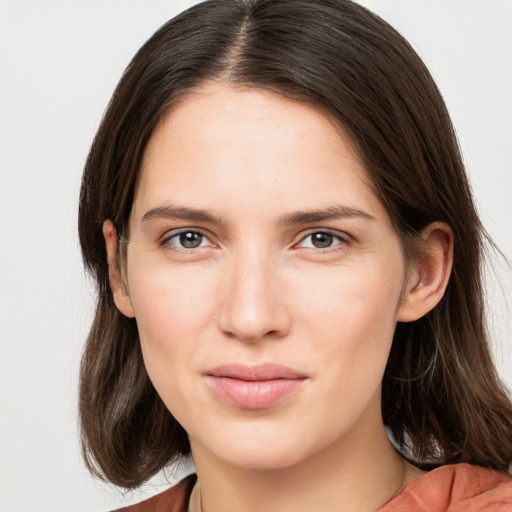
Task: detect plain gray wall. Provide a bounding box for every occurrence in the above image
[0,1,510,510]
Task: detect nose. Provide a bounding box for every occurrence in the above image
[217,250,291,343]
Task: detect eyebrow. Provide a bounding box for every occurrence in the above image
[279,205,376,225]
[141,204,376,226]
[142,205,224,224]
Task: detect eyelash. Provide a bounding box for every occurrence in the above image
[159,229,351,254]
[293,230,351,252]
[160,229,216,252]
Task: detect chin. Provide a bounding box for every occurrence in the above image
[217,445,308,471]
[191,422,322,471]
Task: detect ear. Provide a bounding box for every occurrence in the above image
[397,222,453,322]
[102,219,135,318]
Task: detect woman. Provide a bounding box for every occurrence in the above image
[78,0,512,510]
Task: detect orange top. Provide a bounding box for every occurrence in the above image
[114,464,512,512]
[381,463,512,512]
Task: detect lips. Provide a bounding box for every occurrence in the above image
[204,363,308,410]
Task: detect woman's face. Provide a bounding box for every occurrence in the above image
[117,83,409,469]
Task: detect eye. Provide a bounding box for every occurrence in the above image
[161,230,213,250]
[296,231,349,250]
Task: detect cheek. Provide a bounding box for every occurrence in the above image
[129,260,216,341]
[126,262,218,402]
[293,259,404,387]
[296,257,404,333]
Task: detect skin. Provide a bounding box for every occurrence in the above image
[104,83,453,511]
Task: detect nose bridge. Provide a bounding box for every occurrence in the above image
[218,244,289,342]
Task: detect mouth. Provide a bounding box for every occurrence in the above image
[204,363,308,410]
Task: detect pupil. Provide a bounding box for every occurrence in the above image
[180,232,202,248]
[312,232,333,248]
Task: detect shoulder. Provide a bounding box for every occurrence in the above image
[112,474,197,512]
[382,463,512,512]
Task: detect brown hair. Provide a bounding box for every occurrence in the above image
[78,0,512,488]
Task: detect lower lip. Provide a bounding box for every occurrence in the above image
[206,376,306,409]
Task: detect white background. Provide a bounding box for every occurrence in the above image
[0,1,511,511]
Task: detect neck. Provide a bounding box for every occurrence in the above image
[190,404,423,512]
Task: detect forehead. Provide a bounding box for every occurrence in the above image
[133,82,388,226]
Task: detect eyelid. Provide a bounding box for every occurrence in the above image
[159,228,218,250]
[157,227,351,252]
[292,229,352,250]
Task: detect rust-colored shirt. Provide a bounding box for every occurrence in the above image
[382,463,512,511]
[114,464,512,511]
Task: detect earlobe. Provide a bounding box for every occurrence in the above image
[102,220,135,318]
[397,222,454,323]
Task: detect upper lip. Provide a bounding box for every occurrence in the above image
[205,363,307,381]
